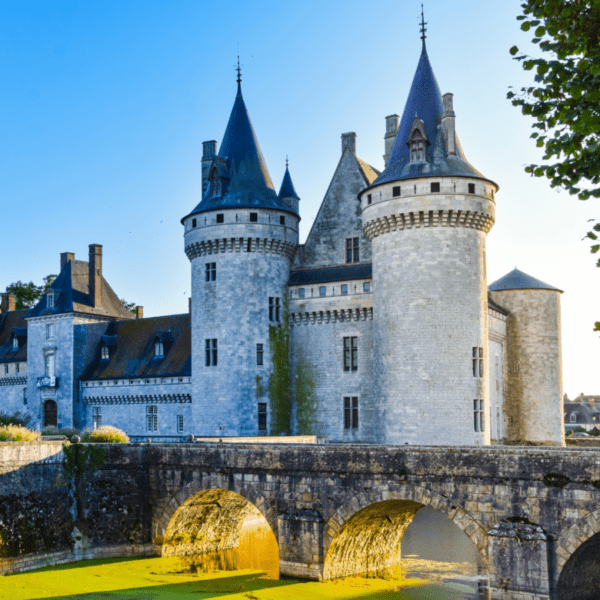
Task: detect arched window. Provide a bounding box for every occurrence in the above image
[44,400,57,427]
[410,130,426,162]
[570,412,577,423]
[211,169,221,196]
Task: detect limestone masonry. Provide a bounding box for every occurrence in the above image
[0,38,564,445]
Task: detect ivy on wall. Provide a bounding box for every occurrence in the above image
[295,356,317,435]
[268,297,291,435]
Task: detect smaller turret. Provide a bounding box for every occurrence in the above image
[278,159,300,215]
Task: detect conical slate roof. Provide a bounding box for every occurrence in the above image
[185,82,291,217]
[372,41,489,186]
[278,165,300,199]
[488,268,563,293]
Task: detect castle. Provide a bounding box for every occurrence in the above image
[0,36,565,446]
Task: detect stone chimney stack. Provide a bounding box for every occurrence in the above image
[441,93,456,156]
[1,294,16,313]
[341,132,356,155]
[202,140,217,195]
[384,114,399,167]
[88,244,103,308]
[135,306,143,320]
[589,398,595,408]
[60,252,75,272]
[188,297,192,314]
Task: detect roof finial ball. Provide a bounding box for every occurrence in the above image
[236,55,242,85]
[420,4,427,43]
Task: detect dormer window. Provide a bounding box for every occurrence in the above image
[101,346,110,360]
[47,293,55,308]
[210,168,221,196]
[155,340,164,357]
[12,336,18,350]
[407,116,429,164]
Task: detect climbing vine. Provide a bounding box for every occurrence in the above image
[268,296,291,435]
[295,356,317,435]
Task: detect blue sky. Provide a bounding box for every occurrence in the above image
[1,0,598,397]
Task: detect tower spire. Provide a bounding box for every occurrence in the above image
[236,56,242,85]
[420,4,427,44]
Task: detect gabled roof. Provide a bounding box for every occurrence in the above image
[488,268,563,293]
[0,309,28,363]
[278,165,300,200]
[27,260,135,320]
[289,264,372,286]
[371,41,490,187]
[183,82,292,219]
[83,313,191,380]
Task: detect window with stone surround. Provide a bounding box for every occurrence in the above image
[363,282,370,293]
[468,183,476,194]
[250,212,258,222]
[473,399,484,432]
[393,186,401,197]
[430,182,440,193]
[298,288,305,299]
[258,403,267,431]
[256,343,264,366]
[147,406,157,432]
[269,297,281,322]
[343,337,358,372]
[205,262,216,282]
[473,347,483,377]
[205,339,218,366]
[46,323,54,340]
[346,237,359,263]
[47,293,55,308]
[216,213,224,223]
[177,414,184,433]
[319,286,326,297]
[344,397,358,429]
[44,353,55,378]
[341,284,348,295]
[93,406,102,429]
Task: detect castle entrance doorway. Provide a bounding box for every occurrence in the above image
[44,400,57,427]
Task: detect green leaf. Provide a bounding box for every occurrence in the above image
[535,26,546,37]
[521,21,531,31]
[510,45,519,56]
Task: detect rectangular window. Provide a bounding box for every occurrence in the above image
[205,339,218,366]
[269,297,281,322]
[472,347,483,377]
[298,288,305,299]
[205,262,216,281]
[393,186,401,197]
[47,293,54,308]
[280,215,285,225]
[4,364,8,374]
[45,354,55,378]
[431,182,440,193]
[341,284,348,294]
[93,406,102,430]
[147,406,157,432]
[23,388,27,405]
[177,414,184,433]
[468,183,476,194]
[344,397,359,429]
[216,213,224,223]
[257,343,264,366]
[192,218,197,228]
[343,337,358,371]
[367,194,372,205]
[250,212,258,222]
[101,346,109,360]
[346,237,360,263]
[15,363,19,374]
[473,399,484,432]
[319,286,326,297]
[46,323,54,340]
[258,403,267,431]
[363,282,371,292]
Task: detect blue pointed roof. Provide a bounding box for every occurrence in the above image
[372,42,489,186]
[488,268,563,293]
[278,165,300,199]
[183,82,292,219]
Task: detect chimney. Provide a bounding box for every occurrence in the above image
[88,244,103,308]
[1,294,16,313]
[589,399,595,408]
[135,306,144,320]
[202,140,217,195]
[441,93,456,156]
[384,115,399,167]
[341,132,356,155]
[60,252,75,272]
[188,297,192,315]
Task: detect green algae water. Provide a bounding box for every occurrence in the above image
[0,557,481,600]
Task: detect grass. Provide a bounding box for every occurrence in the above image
[0,557,477,599]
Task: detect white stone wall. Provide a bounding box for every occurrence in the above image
[488,309,507,443]
[489,289,564,445]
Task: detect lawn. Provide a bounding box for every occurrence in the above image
[0,557,477,599]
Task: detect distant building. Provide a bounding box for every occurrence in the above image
[564,395,600,433]
[0,36,565,445]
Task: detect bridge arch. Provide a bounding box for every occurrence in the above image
[155,478,279,578]
[556,508,600,600]
[323,484,488,580]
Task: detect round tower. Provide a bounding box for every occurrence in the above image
[182,74,299,436]
[358,37,498,445]
[488,269,564,446]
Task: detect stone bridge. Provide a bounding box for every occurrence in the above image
[2,442,600,600]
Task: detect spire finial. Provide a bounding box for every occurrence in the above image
[236,55,242,85]
[286,155,289,169]
[420,4,427,43]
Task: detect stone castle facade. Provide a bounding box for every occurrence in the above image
[0,39,565,445]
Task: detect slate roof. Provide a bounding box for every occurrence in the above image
[278,165,300,199]
[564,399,600,426]
[27,260,134,320]
[0,309,28,363]
[370,41,492,187]
[289,264,372,285]
[83,313,191,380]
[488,268,563,293]
[183,82,295,220]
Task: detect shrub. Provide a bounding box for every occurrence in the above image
[0,411,32,427]
[81,426,129,444]
[0,425,40,442]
